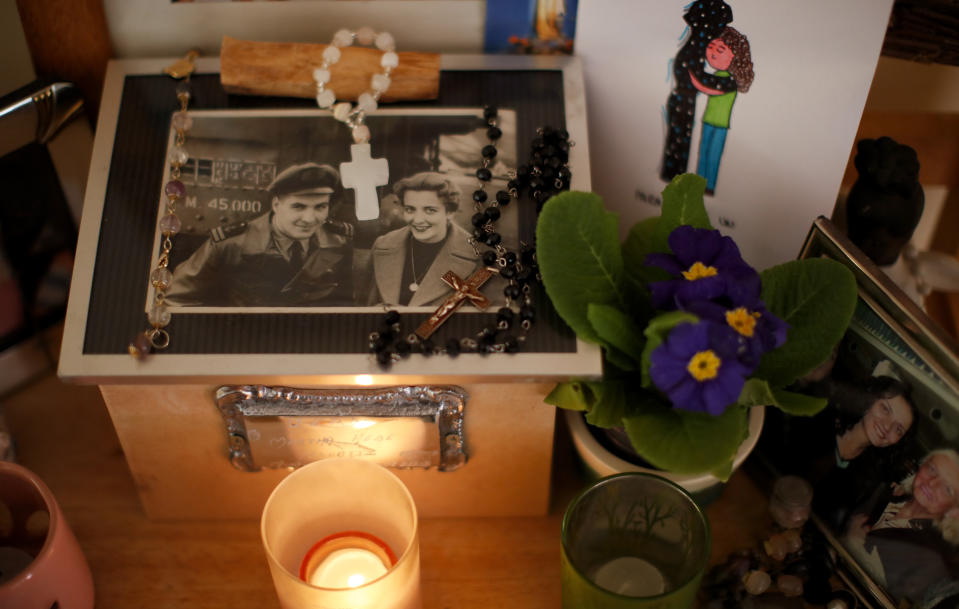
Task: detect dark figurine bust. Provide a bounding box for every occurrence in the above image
[845,136,924,266]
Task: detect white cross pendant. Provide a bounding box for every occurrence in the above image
[340,143,389,221]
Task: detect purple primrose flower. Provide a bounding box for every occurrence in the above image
[685,300,789,370]
[649,320,752,416]
[645,226,760,310]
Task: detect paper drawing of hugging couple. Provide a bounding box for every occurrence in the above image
[662,0,754,195]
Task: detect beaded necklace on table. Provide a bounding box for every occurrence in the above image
[369,106,572,367]
[129,53,196,359]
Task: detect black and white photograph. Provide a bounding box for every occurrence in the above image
[760,221,959,609]
[150,109,519,313]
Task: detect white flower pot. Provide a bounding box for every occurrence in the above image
[564,406,765,501]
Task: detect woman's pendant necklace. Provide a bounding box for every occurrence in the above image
[409,243,420,292]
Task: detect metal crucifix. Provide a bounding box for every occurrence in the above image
[415,267,496,339]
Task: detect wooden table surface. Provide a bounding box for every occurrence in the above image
[3,372,772,608]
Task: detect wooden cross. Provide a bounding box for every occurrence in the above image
[339,143,389,221]
[415,267,495,339]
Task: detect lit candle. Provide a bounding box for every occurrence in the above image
[300,531,396,589]
[591,556,667,596]
[261,459,422,609]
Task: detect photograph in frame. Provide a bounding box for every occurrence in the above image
[151,108,520,314]
[59,55,601,381]
[759,218,959,609]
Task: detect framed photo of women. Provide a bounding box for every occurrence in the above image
[759,218,959,609]
[59,55,601,382]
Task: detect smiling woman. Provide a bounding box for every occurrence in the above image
[784,371,921,535]
[401,186,454,246]
[834,376,916,463]
[366,172,482,307]
[841,448,959,603]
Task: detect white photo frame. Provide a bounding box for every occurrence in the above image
[59,55,601,384]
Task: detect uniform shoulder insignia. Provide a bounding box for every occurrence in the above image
[209,221,248,243]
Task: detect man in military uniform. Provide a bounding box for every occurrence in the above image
[166,163,353,307]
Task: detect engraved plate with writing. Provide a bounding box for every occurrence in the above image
[216,385,468,472]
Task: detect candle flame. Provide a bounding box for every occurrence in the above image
[347,574,367,588]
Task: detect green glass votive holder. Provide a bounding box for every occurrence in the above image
[561,473,711,609]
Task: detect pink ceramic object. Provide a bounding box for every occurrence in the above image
[0,461,94,609]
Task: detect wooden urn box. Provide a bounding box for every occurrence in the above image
[59,55,600,519]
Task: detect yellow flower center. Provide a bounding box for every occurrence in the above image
[687,350,721,381]
[725,307,762,337]
[681,261,718,281]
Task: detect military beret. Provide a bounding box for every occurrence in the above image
[268,163,339,197]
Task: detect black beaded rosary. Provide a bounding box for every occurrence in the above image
[369,106,572,367]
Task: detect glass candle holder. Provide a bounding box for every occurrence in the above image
[561,473,710,609]
[260,459,421,609]
[768,475,812,529]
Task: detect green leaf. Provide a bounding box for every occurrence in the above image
[771,388,828,416]
[653,174,712,253]
[587,303,646,365]
[738,378,777,408]
[736,379,828,416]
[737,378,828,417]
[756,258,858,387]
[604,346,638,372]
[623,218,672,282]
[711,458,735,483]
[623,397,749,475]
[585,380,630,428]
[622,217,659,263]
[544,381,596,411]
[639,311,698,387]
[536,191,626,344]
[619,220,659,319]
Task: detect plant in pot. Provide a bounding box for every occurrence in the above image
[537,174,858,492]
